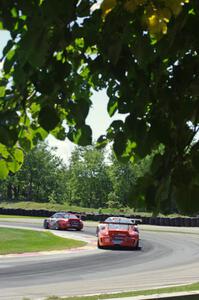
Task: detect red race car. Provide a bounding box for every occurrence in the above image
[43,212,83,231]
[96,217,140,249]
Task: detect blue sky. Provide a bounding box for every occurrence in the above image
[0,30,125,163]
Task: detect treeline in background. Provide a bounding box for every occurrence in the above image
[0,143,176,214]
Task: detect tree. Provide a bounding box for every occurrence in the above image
[0,143,68,202]
[67,146,111,208]
[107,152,135,208]
[0,0,199,213]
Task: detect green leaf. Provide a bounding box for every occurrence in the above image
[7,160,19,173]
[34,128,48,140]
[11,8,18,18]
[133,35,154,67]
[51,126,66,140]
[96,135,109,149]
[76,124,92,146]
[0,143,9,159]
[107,120,124,139]
[32,128,48,145]
[0,160,9,179]
[30,103,41,114]
[19,136,33,152]
[4,48,16,74]
[13,148,24,164]
[113,131,127,160]
[3,40,14,57]
[0,127,18,147]
[0,86,5,97]
[7,148,24,173]
[0,110,19,126]
[124,116,153,157]
[67,98,91,126]
[52,60,72,82]
[123,139,136,156]
[6,48,15,61]
[68,124,92,146]
[107,96,118,117]
[19,28,49,68]
[0,21,4,29]
[107,33,122,66]
[38,106,60,132]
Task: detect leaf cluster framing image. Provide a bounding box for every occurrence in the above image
[0,0,199,214]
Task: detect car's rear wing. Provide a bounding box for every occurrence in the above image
[100,220,141,226]
[130,218,142,225]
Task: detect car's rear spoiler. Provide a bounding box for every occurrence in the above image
[100,219,142,226]
[130,218,142,225]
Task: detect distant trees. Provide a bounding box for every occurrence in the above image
[0,142,166,212]
[0,143,67,203]
[0,143,135,209]
[67,147,111,208]
[107,154,135,208]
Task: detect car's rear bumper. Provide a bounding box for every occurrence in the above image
[99,236,138,248]
[59,223,83,230]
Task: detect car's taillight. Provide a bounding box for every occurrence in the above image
[133,226,139,233]
[59,220,66,224]
[100,230,109,236]
[129,231,138,237]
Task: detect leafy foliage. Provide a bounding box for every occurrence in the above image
[0,143,67,203]
[67,147,111,208]
[107,153,135,208]
[0,0,199,213]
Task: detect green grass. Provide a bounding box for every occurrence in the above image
[42,282,199,300]
[0,201,189,217]
[0,227,86,255]
[0,201,103,214]
[0,201,142,215]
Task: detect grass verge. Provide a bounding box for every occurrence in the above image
[0,227,86,255]
[42,282,199,300]
[0,201,189,217]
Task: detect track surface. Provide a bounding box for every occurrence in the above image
[1,219,199,300]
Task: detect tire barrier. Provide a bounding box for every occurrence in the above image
[0,207,199,227]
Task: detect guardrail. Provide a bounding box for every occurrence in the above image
[0,207,199,227]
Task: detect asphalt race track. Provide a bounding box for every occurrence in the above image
[1,219,199,300]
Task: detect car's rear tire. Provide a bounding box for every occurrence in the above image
[134,240,139,250]
[96,227,99,237]
[43,220,49,229]
[52,222,59,230]
[97,239,104,249]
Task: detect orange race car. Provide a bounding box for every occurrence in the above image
[96,217,140,249]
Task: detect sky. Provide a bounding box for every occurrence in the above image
[0,30,125,163]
